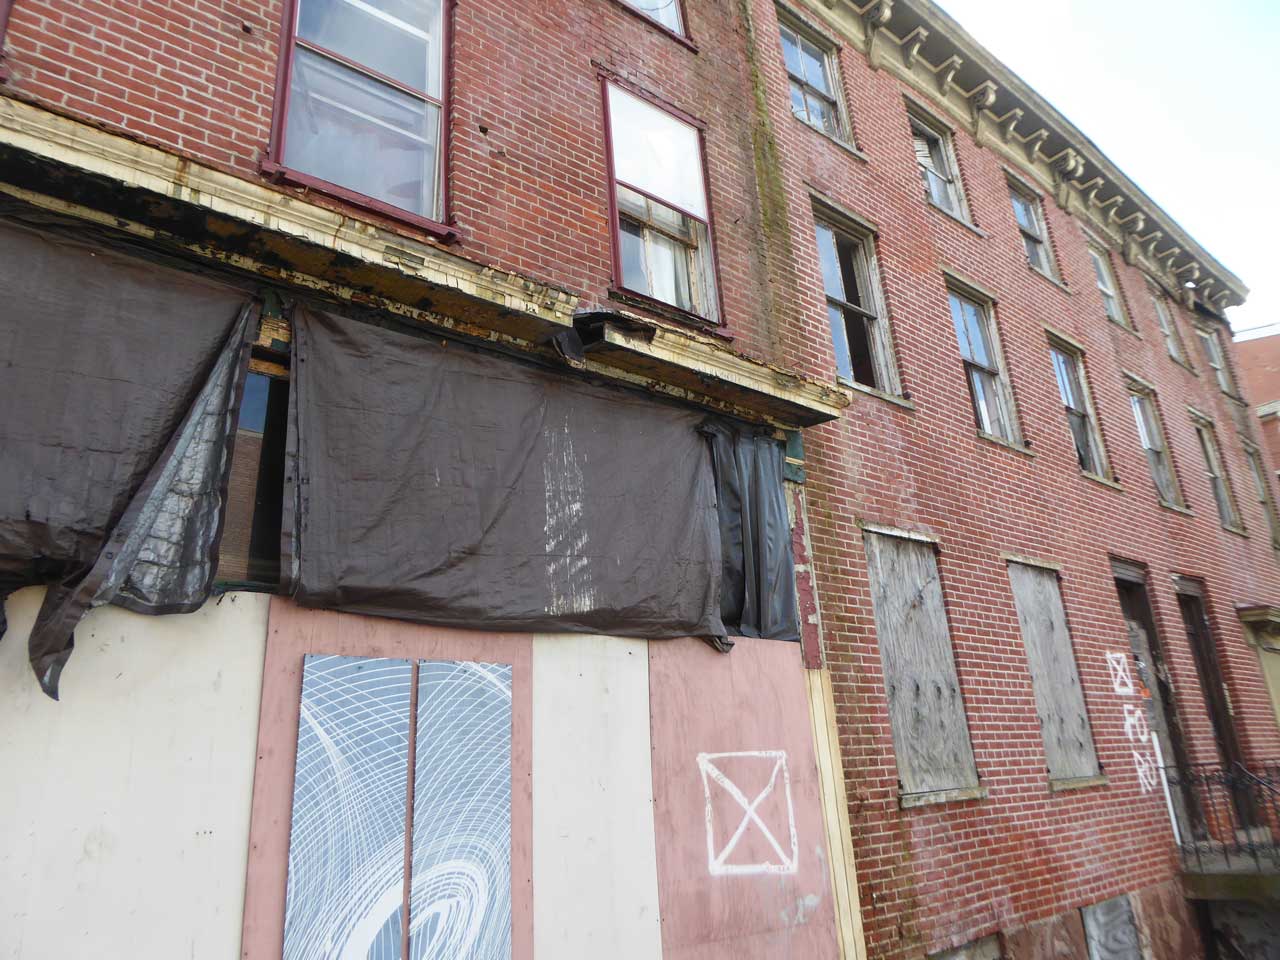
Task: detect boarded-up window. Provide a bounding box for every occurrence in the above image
[1007,562,1099,781]
[863,532,979,797]
[1081,895,1142,960]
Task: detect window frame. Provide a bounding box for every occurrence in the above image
[1008,180,1056,278]
[1047,336,1109,479]
[264,0,458,241]
[1190,411,1243,531]
[1147,282,1191,367]
[908,108,969,222]
[812,204,899,395]
[601,75,724,325]
[947,284,1021,445]
[1087,242,1129,329]
[608,0,695,46]
[1127,381,1183,508]
[777,9,851,145]
[1243,440,1280,550]
[1196,325,1236,395]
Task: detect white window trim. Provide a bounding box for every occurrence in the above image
[1087,242,1129,329]
[1190,410,1244,531]
[777,8,853,146]
[1008,180,1056,278]
[1127,383,1183,508]
[1048,336,1110,479]
[947,284,1022,446]
[907,106,971,223]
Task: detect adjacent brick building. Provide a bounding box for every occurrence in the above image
[1,0,1278,958]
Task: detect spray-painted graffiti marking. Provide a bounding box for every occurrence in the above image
[697,751,798,876]
[1107,650,1158,795]
[1105,651,1135,696]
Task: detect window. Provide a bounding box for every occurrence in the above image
[779,17,846,140]
[1087,244,1127,328]
[1082,896,1142,960]
[1192,414,1241,529]
[862,531,979,798]
[1128,386,1181,506]
[617,0,684,35]
[1006,562,1100,782]
[271,0,447,224]
[1149,288,1188,364]
[910,115,965,217]
[1197,326,1236,394]
[1244,444,1280,549]
[1009,185,1054,276]
[606,83,719,322]
[948,289,1019,442]
[281,654,512,957]
[1049,342,1107,476]
[814,216,896,392]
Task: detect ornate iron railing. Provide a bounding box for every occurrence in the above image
[1163,760,1280,874]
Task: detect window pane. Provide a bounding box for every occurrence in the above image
[1010,192,1036,232]
[649,231,692,311]
[1024,234,1047,271]
[1068,411,1095,472]
[780,26,803,77]
[285,48,440,217]
[621,0,683,32]
[815,224,844,300]
[806,92,840,136]
[1130,395,1152,449]
[1090,249,1111,289]
[1101,291,1121,324]
[827,304,853,382]
[970,367,1006,437]
[619,218,648,294]
[846,312,879,388]
[297,0,442,96]
[836,234,863,308]
[800,37,830,93]
[912,132,933,170]
[608,84,707,220]
[1051,349,1076,408]
[926,169,954,212]
[789,83,807,120]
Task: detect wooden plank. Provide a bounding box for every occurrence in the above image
[862,533,978,796]
[1007,563,1100,781]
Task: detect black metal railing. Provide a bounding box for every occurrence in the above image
[1162,760,1280,874]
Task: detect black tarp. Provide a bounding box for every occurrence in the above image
[704,421,800,642]
[0,218,255,696]
[283,306,726,641]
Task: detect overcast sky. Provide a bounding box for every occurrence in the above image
[935,0,1280,342]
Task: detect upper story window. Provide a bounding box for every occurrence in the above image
[779,15,847,141]
[910,113,966,218]
[1049,341,1108,477]
[948,289,1019,443]
[1191,414,1241,530]
[1087,243,1128,328]
[1149,286,1188,365]
[1127,384,1181,507]
[272,0,447,225]
[1196,326,1236,394]
[1009,184,1054,276]
[814,214,898,393]
[1244,443,1280,549]
[606,82,719,322]
[618,0,685,35]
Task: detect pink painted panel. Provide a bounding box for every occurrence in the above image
[649,636,840,959]
[240,599,532,960]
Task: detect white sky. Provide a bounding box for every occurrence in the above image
[934,0,1280,341]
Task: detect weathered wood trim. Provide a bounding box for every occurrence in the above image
[899,784,988,809]
[1000,552,1062,572]
[1048,774,1109,792]
[856,520,940,544]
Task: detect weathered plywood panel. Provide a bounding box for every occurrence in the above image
[1081,895,1142,960]
[863,533,979,796]
[1007,563,1100,781]
[531,634,662,960]
[0,587,269,960]
[649,636,840,960]
[241,600,532,960]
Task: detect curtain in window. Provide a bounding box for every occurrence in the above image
[282,306,728,642]
[0,217,256,697]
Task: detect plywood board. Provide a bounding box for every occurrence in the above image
[1007,563,1099,781]
[1081,895,1142,960]
[863,532,979,796]
[649,636,840,959]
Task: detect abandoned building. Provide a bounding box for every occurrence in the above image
[1,0,1278,958]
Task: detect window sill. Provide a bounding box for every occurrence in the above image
[606,286,724,336]
[1028,264,1070,294]
[1172,356,1198,375]
[792,114,868,163]
[840,379,915,410]
[1082,471,1123,491]
[261,159,459,243]
[604,0,699,52]
[926,200,985,238]
[977,431,1035,458]
[1158,499,1194,517]
[1107,316,1142,339]
[899,784,988,809]
[1223,524,1250,539]
[1049,774,1108,792]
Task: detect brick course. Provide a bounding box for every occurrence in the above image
[3,0,1279,957]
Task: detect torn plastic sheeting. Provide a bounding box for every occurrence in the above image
[0,216,256,696]
[703,421,800,642]
[282,306,726,643]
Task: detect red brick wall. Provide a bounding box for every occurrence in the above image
[1235,334,1280,474]
[4,1,1280,957]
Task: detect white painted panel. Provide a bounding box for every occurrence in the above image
[0,587,269,960]
[531,634,661,960]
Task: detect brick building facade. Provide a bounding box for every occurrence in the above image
[1,0,1278,958]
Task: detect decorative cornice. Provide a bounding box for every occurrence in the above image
[807,0,1248,319]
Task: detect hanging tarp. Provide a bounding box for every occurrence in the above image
[0,218,255,696]
[282,306,726,642]
[703,421,800,642]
